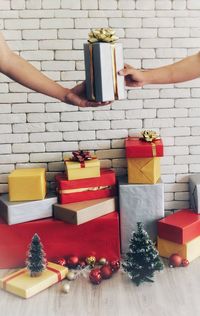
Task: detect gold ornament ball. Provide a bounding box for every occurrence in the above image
[66,271,76,281]
[62,283,70,294]
[86,256,96,266]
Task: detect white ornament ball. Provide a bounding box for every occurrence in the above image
[62,283,70,294]
[66,271,76,281]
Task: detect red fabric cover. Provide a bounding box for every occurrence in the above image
[0,212,120,269]
[158,209,200,244]
[125,137,164,158]
[56,169,116,204]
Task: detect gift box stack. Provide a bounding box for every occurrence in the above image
[0,152,120,270]
[119,130,165,254]
[157,174,200,263]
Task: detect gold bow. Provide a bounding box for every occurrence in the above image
[88,28,118,43]
[140,130,159,142]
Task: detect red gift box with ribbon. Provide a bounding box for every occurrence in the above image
[56,169,116,204]
[0,212,120,269]
[125,137,164,158]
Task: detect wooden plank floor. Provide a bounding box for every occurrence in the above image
[0,258,200,316]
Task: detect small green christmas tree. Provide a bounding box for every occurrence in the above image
[123,222,163,286]
[26,233,46,277]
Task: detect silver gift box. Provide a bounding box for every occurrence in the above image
[0,193,57,225]
[84,42,125,102]
[119,176,164,254]
[189,174,200,213]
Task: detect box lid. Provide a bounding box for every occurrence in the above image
[158,209,199,229]
[55,168,116,190]
[9,168,46,178]
[125,137,163,158]
[64,158,99,169]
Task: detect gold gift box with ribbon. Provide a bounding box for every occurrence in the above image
[84,28,125,102]
[0,262,68,299]
[125,131,164,184]
[64,151,100,180]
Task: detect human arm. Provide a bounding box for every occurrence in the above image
[119,53,200,87]
[0,32,107,107]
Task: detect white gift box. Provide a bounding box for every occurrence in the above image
[0,193,57,225]
[84,42,125,102]
[189,174,200,214]
[119,177,164,254]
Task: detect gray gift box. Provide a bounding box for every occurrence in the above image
[119,177,164,254]
[189,174,200,213]
[0,193,57,225]
[84,42,125,102]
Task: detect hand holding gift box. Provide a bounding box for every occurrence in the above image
[84,28,125,102]
[64,150,100,181]
[125,130,164,184]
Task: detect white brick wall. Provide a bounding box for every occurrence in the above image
[0,0,200,210]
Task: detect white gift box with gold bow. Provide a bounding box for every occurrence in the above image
[84,28,125,102]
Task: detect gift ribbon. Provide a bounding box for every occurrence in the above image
[88,44,118,100]
[59,185,110,194]
[65,156,96,169]
[2,266,62,290]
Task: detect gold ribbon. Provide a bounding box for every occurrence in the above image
[140,130,160,157]
[59,186,110,194]
[88,28,118,43]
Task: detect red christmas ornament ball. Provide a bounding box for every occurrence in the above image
[57,258,66,266]
[67,256,79,268]
[78,259,86,269]
[110,260,120,272]
[182,259,189,267]
[89,268,102,285]
[100,264,113,279]
[169,253,182,267]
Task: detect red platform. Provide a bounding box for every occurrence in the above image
[158,209,200,244]
[56,169,116,204]
[0,212,120,269]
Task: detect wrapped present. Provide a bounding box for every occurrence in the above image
[0,193,57,225]
[84,28,125,102]
[8,168,46,202]
[0,262,68,299]
[119,176,164,253]
[56,169,116,204]
[189,174,200,214]
[125,131,164,184]
[0,212,120,269]
[157,236,200,263]
[158,209,200,244]
[64,151,100,180]
[54,197,116,225]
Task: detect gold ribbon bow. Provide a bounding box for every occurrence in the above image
[88,28,118,43]
[140,130,160,157]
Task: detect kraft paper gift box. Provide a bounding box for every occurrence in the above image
[0,193,57,225]
[158,209,200,244]
[119,176,164,254]
[189,174,200,214]
[0,212,120,269]
[0,262,68,299]
[8,168,46,202]
[157,236,200,263]
[56,169,116,204]
[125,137,164,184]
[84,29,125,102]
[64,156,100,181]
[54,197,116,225]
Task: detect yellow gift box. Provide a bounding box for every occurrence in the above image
[157,236,200,262]
[125,136,163,184]
[0,262,68,299]
[127,157,161,184]
[64,157,100,180]
[8,168,46,202]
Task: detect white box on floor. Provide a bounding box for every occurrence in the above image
[119,177,164,254]
[189,174,200,214]
[0,193,57,225]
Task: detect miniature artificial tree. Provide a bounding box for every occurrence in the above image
[123,222,163,286]
[26,233,47,277]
